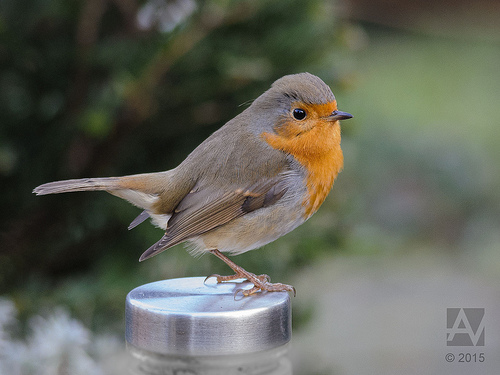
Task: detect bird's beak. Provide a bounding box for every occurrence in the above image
[328,110,353,121]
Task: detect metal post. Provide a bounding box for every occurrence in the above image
[125,277,292,374]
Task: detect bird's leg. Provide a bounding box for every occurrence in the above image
[207,249,270,283]
[206,249,296,296]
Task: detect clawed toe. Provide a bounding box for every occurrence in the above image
[257,274,271,283]
[256,281,296,296]
[234,282,296,297]
[204,273,247,284]
[204,274,220,284]
[234,286,259,297]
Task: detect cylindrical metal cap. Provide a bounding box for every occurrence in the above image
[125,277,291,356]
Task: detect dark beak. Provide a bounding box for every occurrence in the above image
[328,110,353,121]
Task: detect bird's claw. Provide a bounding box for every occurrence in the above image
[204,274,221,284]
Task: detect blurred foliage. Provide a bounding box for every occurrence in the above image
[339,26,500,254]
[0,298,120,375]
[0,0,349,327]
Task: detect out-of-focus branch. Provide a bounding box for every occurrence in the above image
[67,1,259,176]
[125,1,259,122]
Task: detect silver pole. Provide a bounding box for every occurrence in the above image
[125,277,292,374]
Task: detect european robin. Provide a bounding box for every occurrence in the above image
[34,72,352,296]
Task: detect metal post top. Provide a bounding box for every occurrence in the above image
[125,277,291,356]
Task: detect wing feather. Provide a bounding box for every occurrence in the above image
[138,175,290,261]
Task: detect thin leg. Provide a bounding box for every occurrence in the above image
[206,249,296,296]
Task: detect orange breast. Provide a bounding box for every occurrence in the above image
[262,102,344,218]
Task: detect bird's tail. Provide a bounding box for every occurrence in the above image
[33,171,176,228]
[33,173,165,211]
[33,177,122,195]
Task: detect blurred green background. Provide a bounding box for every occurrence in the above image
[1,0,500,374]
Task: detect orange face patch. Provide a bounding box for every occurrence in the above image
[262,100,344,218]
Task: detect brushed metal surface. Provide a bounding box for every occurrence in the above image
[125,277,291,355]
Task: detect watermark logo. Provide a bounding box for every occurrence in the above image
[447,308,485,346]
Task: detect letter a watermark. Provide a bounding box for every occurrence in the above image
[447,308,485,346]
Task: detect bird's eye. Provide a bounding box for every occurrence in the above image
[293,108,306,120]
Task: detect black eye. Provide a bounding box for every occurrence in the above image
[293,108,306,120]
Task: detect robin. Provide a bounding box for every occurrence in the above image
[34,72,352,296]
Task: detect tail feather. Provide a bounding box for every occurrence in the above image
[34,170,181,218]
[128,210,150,230]
[33,177,122,195]
[139,234,177,261]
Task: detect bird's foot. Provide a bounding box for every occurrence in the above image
[205,249,296,297]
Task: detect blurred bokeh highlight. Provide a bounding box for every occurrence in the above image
[1,0,499,374]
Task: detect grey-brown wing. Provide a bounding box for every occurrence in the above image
[138,176,289,261]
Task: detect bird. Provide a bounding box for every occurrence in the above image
[33,72,352,296]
